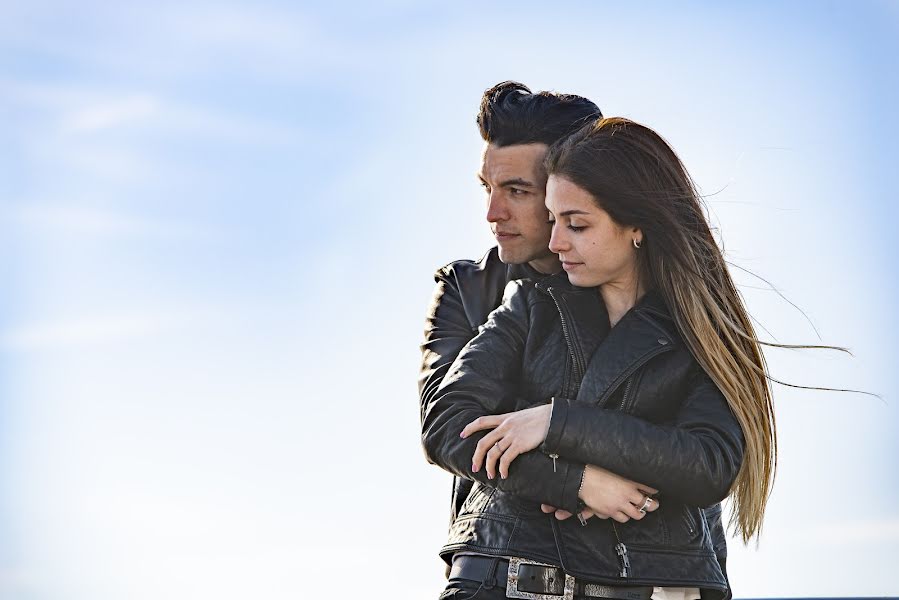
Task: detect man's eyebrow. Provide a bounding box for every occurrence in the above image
[498,178,535,188]
[476,175,537,188]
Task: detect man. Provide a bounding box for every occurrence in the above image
[418,81,730,594]
[419,81,600,535]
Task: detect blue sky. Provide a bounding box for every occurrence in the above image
[1,1,897,598]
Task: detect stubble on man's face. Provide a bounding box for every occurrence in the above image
[478,142,558,273]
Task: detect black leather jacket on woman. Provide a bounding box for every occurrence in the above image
[421,271,744,598]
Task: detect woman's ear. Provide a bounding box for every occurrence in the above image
[632,227,643,248]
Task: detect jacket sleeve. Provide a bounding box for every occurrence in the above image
[421,281,586,514]
[418,267,480,528]
[541,365,745,508]
[418,267,478,425]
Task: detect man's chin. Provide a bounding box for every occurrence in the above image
[496,244,527,265]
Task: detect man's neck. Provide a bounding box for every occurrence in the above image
[527,255,562,275]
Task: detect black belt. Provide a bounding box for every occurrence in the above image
[450,555,654,600]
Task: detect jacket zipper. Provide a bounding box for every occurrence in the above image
[618,375,635,412]
[546,287,586,390]
[611,522,630,578]
[546,286,585,472]
[596,344,673,409]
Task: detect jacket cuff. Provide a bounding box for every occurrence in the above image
[541,397,571,456]
[558,461,585,514]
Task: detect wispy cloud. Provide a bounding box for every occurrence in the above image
[62,94,159,134]
[5,203,218,240]
[4,81,296,144]
[0,308,223,352]
[1,313,173,351]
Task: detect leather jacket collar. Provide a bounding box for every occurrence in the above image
[535,273,679,406]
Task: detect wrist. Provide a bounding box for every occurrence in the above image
[541,396,570,456]
[542,400,554,443]
[577,464,588,501]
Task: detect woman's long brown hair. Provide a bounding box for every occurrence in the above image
[545,117,794,542]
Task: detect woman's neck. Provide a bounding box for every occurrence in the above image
[600,278,646,328]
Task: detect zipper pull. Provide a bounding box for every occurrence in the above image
[615,542,630,578]
[549,453,558,473]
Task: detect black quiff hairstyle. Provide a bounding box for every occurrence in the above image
[477,81,602,147]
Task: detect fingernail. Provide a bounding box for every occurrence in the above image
[487,473,493,480]
[471,463,478,472]
[460,431,466,438]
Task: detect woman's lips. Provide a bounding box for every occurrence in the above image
[562,261,582,271]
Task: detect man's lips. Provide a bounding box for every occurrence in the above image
[493,232,520,241]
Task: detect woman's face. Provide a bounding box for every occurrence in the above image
[545,175,641,289]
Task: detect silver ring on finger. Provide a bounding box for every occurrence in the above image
[639,496,653,514]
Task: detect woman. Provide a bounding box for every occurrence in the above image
[421,118,776,600]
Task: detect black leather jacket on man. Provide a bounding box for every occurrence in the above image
[419,248,543,529]
[419,254,743,598]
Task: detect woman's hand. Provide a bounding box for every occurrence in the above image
[578,464,660,523]
[460,404,552,480]
[541,503,598,522]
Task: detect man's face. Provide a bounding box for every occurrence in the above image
[478,142,558,273]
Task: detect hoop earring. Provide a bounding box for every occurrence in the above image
[633,238,641,249]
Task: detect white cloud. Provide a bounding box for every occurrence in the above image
[3,81,296,144]
[0,309,220,352]
[6,203,217,240]
[63,94,159,133]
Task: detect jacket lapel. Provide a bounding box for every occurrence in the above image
[556,285,609,373]
[574,292,675,406]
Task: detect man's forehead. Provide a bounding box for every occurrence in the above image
[479,142,548,180]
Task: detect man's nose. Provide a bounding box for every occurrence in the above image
[548,224,568,254]
[486,192,510,223]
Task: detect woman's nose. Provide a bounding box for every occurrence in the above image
[548,224,568,253]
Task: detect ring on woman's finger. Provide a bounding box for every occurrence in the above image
[638,496,653,515]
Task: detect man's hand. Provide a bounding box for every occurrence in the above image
[461,404,552,480]
[579,464,659,523]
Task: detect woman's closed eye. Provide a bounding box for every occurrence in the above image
[547,218,586,232]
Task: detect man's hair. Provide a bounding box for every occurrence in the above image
[477,81,602,147]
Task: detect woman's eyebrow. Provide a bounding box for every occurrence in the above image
[559,209,590,217]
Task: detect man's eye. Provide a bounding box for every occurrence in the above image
[509,187,528,196]
[547,218,556,225]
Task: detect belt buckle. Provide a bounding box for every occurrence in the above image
[506,557,575,600]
